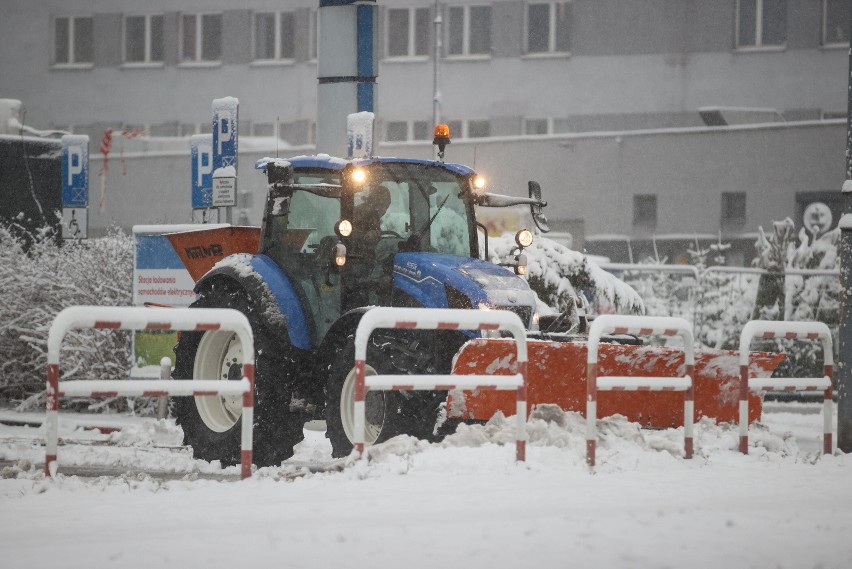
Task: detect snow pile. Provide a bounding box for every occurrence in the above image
[2,406,850,569]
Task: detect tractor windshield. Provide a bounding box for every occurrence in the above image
[261,171,342,266]
[359,162,474,257]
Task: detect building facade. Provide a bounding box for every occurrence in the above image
[0,0,849,261]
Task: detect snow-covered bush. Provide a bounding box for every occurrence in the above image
[485,234,645,315]
[617,221,839,375]
[0,223,133,409]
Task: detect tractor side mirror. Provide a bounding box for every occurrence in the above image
[528,181,550,233]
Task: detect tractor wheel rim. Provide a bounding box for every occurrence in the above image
[193,330,245,433]
[340,364,384,446]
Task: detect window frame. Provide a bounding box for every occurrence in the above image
[385,6,431,60]
[123,14,165,66]
[445,4,492,59]
[524,2,572,57]
[53,15,94,68]
[180,12,223,66]
[822,0,850,48]
[735,0,787,51]
[253,11,296,64]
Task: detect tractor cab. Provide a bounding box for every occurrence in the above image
[257,156,481,340]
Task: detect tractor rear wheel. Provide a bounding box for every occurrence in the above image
[325,329,456,458]
[172,281,305,467]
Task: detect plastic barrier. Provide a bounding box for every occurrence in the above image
[45,306,256,479]
[354,307,528,461]
[738,320,834,455]
[587,315,695,467]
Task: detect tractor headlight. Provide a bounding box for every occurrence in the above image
[334,242,347,266]
[351,168,367,185]
[473,175,487,191]
[515,253,528,276]
[515,229,534,249]
[336,219,353,238]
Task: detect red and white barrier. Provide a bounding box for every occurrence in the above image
[45,306,256,479]
[353,307,528,461]
[738,320,833,455]
[586,315,695,467]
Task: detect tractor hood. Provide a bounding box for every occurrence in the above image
[392,252,537,327]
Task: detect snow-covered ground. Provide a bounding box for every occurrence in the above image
[1,403,850,569]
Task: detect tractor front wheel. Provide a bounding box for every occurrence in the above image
[325,330,450,458]
[173,281,305,467]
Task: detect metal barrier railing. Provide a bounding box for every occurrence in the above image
[738,320,834,455]
[353,307,529,462]
[586,314,695,468]
[45,306,256,479]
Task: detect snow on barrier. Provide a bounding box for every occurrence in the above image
[45,306,256,479]
[354,307,528,461]
[738,320,834,455]
[587,315,695,468]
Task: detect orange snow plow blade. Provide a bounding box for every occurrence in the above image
[450,339,785,427]
[165,226,261,283]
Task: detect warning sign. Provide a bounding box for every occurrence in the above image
[212,177,236,207]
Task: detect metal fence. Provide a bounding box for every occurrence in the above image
[595,263,840,365]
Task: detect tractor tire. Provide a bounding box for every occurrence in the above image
[172,281,305,467]
[325,329,458,458]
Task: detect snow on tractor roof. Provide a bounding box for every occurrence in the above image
[255,154,475,176]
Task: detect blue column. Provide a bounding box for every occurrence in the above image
[316,1,377,157]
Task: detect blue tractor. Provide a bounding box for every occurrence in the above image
[172,147,550,466]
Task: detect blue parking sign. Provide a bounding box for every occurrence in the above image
[61,135,89,207]
[212,97,238,172]
[190,134,213,208]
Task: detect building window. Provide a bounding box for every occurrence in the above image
[526,3,571,54]
[383,120,431,141]
[148,123,178,137]
[310,9,318,61]
[182,13,222,62]
[823,0,850,46]
[553,118,571,133]
[633,194,657,229]
[254,12,295,61]
[387,7,431,58]
[447,5,491,56]
[54,16,94,65]
[412,121,430,140]
[445,120,463,139]
[125,15,164,64]
[385,121,409,142]
[736,0,787,49]
[467,120,491,138]
[524,118,550,135]
[252,122,275,137]
[721,192,747,226]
